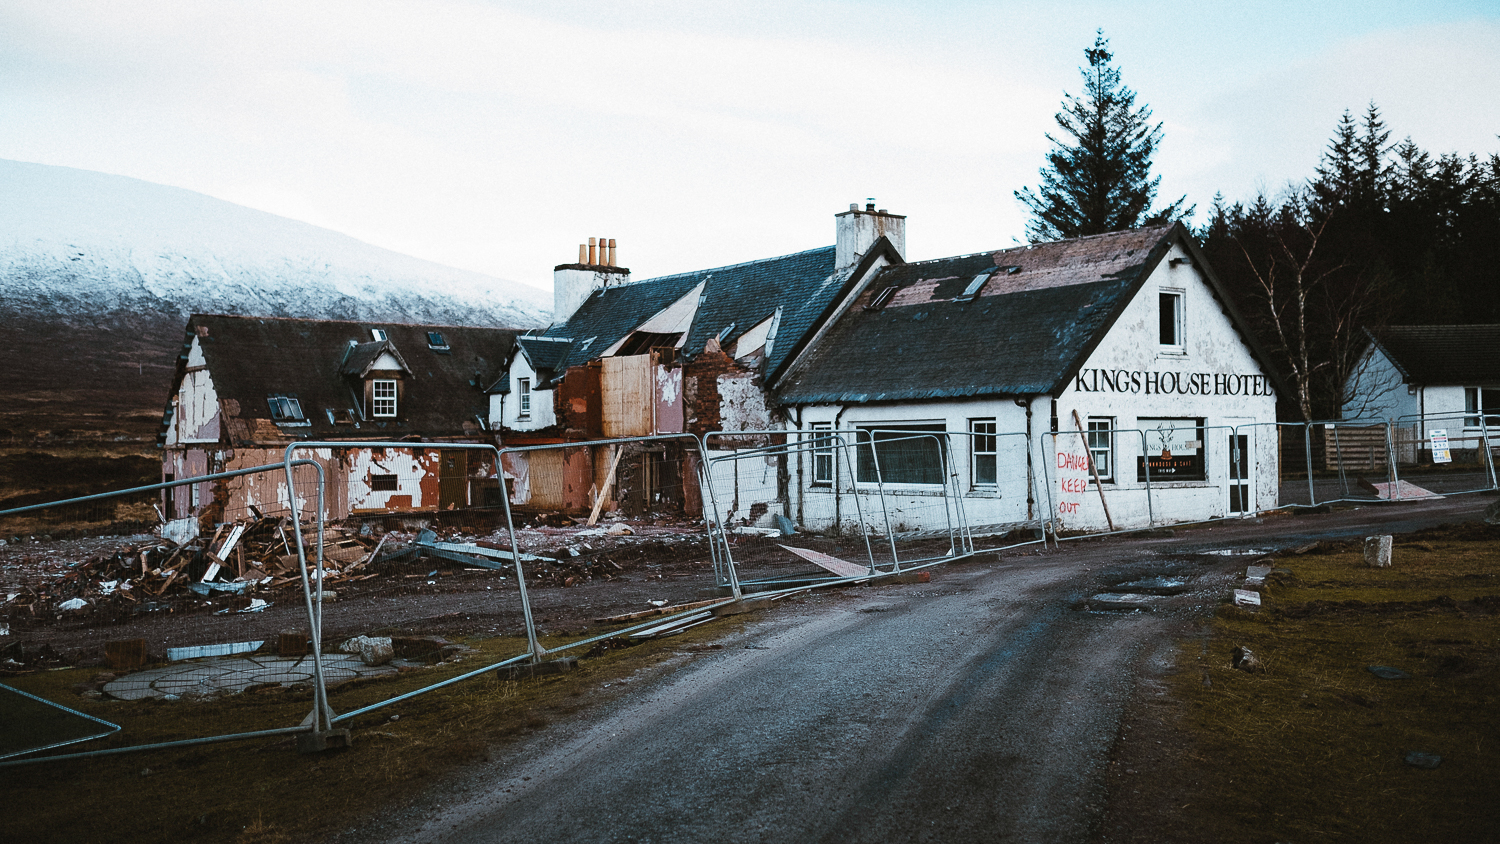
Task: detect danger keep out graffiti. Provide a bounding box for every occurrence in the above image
[1056,449,1091,515]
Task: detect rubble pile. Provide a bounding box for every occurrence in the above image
[0,515,396,623]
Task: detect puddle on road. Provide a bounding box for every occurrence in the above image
[1201,548,1273,556]
[1109,575,1191,595]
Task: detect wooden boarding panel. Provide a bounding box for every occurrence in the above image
[779,545,869,578]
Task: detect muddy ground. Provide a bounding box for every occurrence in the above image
[1,515,950,668]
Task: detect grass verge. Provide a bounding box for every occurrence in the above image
[1167,522,1500,842]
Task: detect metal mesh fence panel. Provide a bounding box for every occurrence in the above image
[0,462,339,704]
[1389,413,1498,497]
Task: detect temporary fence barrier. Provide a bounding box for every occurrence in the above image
[0,460,336,764]
[1389,412,1498,497]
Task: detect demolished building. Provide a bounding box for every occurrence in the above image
[160,314,519,523]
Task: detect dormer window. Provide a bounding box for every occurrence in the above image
[372,379,397,417]
[268,394,305,422]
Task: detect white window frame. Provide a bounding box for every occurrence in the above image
[518,378,531,417]
[969,419,997,488]
[1087,417,1114,483]
[1464,387,1500,429]
[854,423,947,487]
[1159,289,1185,353]
[372,379,397,417]
[809,422,834,486]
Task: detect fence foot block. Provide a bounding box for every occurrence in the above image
[298,729,352,754]
[711,600,763,617]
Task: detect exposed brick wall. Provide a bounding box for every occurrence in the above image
[683,349,750,436]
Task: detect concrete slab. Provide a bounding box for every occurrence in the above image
[103,651,411,701]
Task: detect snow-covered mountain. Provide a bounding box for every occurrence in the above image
[0,158,550,328]
[0,158,550,441]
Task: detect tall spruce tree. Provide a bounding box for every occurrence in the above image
[1016,31,1190,242]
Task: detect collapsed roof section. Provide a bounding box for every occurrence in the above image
[160,314,519,443]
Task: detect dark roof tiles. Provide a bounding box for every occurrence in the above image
[1369,325,1500,385]
[166,314,517,441]
[777,226,1178,404]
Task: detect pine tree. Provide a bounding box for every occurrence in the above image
[1015,31,1190,242]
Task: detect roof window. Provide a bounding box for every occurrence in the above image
[865,286,899,311]
[268,394,305,422]
[954,272,993,302]
[426,331,449,350]
[370,328,387,341]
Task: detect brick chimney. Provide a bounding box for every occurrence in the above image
[553,236,629,325]
[835,200,905,272]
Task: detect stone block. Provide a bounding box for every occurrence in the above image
[1364,535,1393,568]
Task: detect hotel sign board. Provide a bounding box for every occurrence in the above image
[1136,418,1206,482]
[1074,369,1275,397]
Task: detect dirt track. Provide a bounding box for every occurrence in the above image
[345,497,1492,844]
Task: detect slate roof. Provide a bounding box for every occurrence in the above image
[161,314,518,443]
[777,224,1216,404]
[1367,325,1500,385]
[494,335,577,393]
[537,274,704,378]
[540,246,844,382]
[678,246,840,379]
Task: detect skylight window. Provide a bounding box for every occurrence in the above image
[865,286,899,311]
[268,394,305,422]
[370,328,387,342]
[426,331,448,349]
[954,272,993,302]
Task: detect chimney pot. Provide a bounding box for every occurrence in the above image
[588,237,597,265]
[866,202,875,212]
[578,243,587,264]
[608,238,617,267]
[849,203,858,212]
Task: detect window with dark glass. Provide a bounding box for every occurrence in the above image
[268,394,305,422]
[1465,387,1500,428]
[855,424,947,485]
[1159,291,1184,349]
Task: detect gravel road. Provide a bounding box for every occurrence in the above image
[363,496,1490,844]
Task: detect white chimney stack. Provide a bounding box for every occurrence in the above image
[553,236,629,325]
[835,200,905,272]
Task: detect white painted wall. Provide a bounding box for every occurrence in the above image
[171,337,221,444]
[1049,242,1279,530]
[780,242,1281,535]
[494,353,557,431]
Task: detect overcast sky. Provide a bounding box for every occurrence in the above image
[3,1,1498,291]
